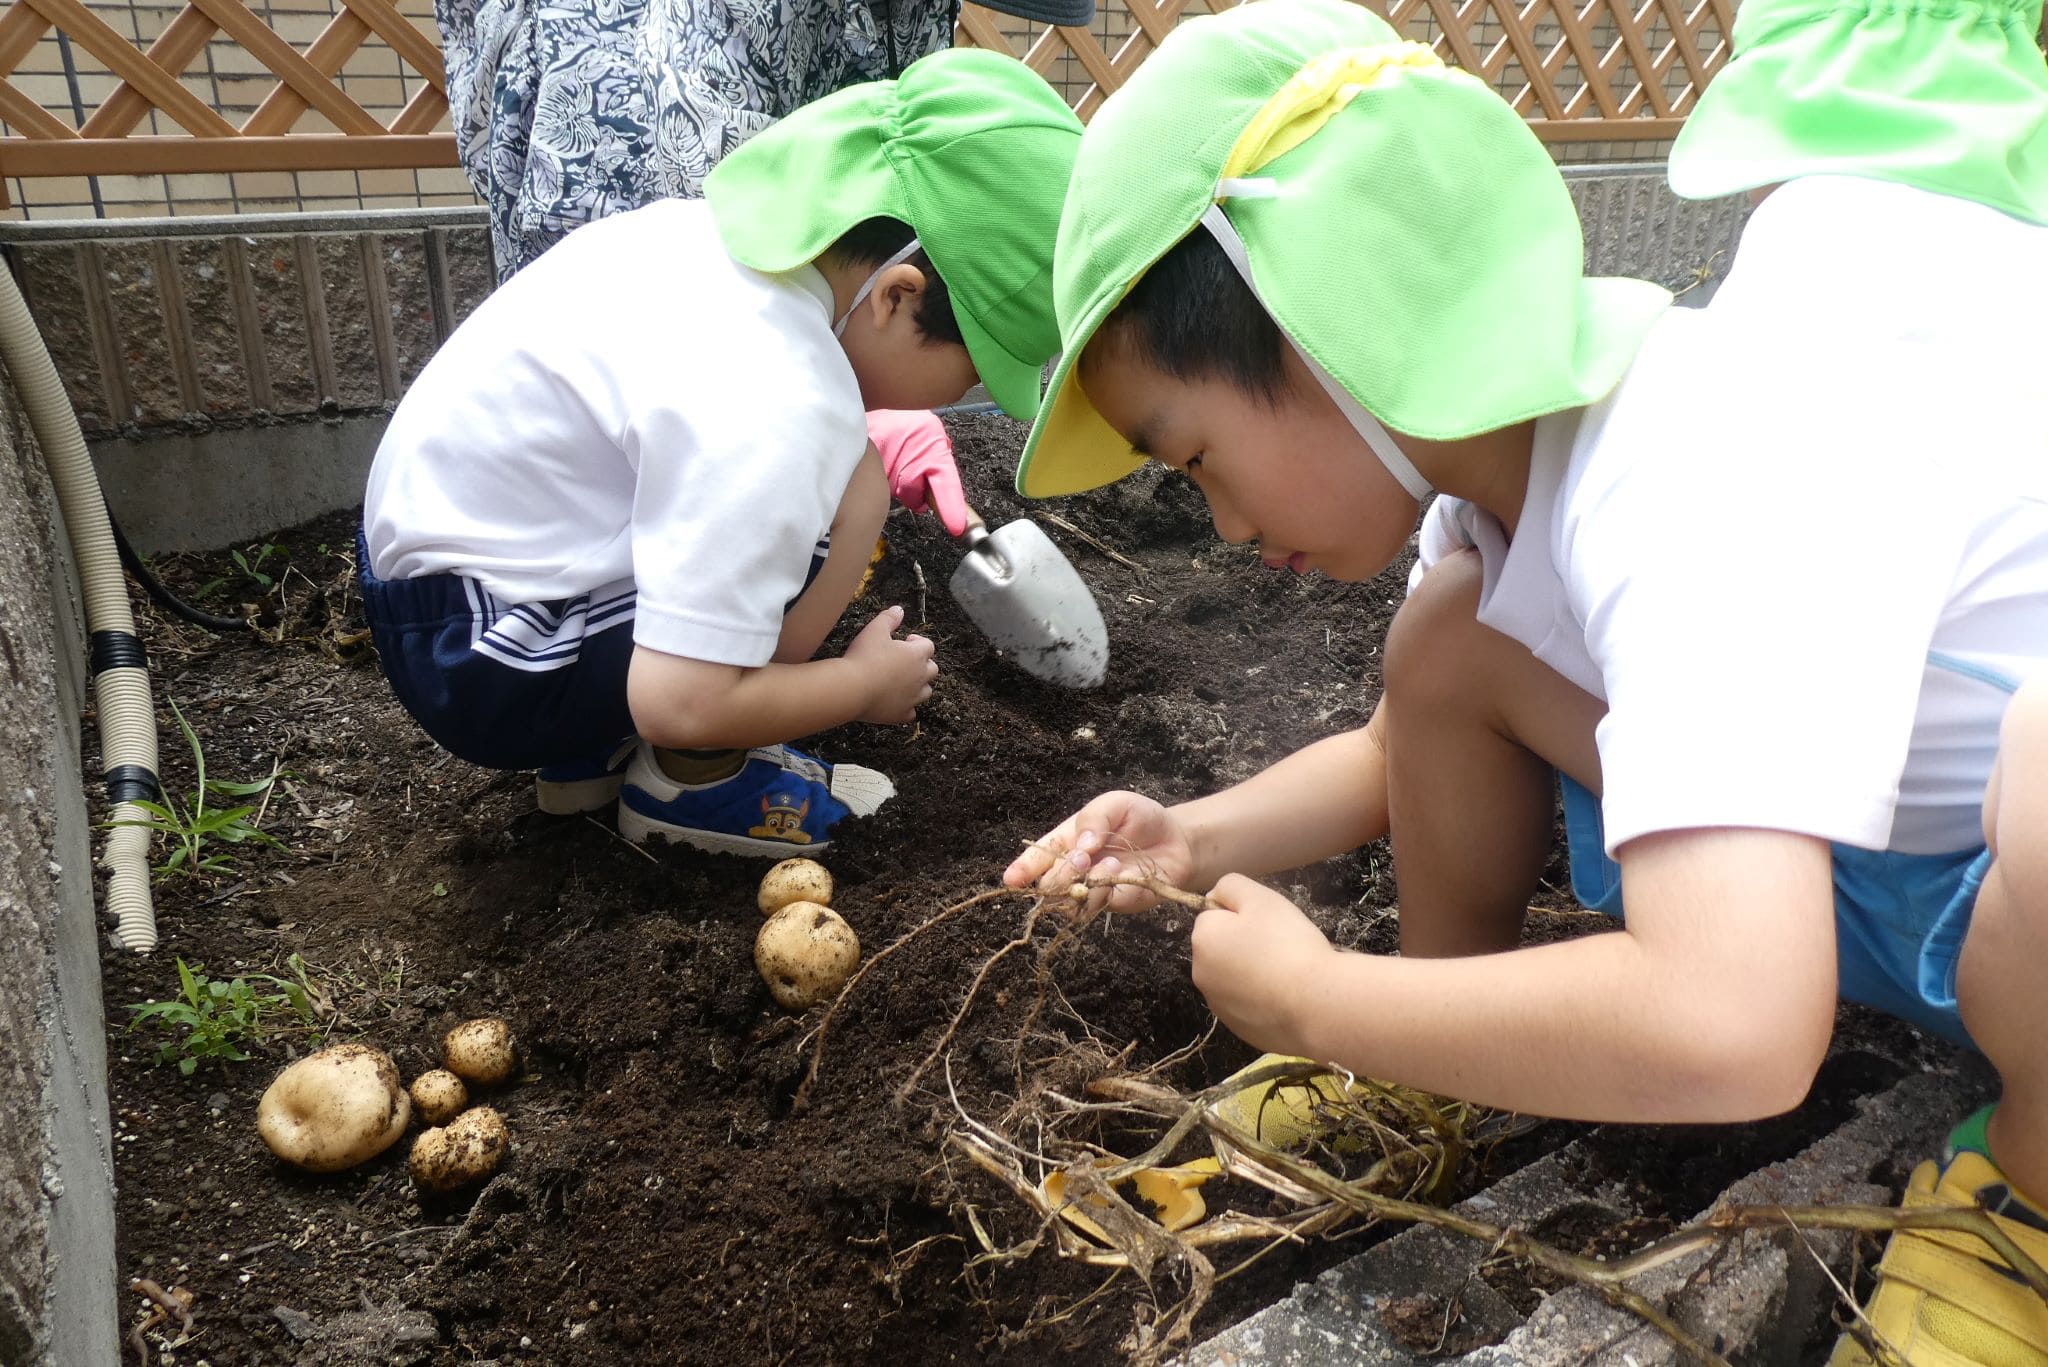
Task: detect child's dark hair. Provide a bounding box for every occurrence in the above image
[1089,228,1289,402]
[826,217,964,347]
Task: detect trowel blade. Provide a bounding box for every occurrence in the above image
[948,519,1109,689]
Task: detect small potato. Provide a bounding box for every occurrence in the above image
[257,1043,410,1173]
[755,902,860,1010]
[757,858,833,917]
[441,1017,516,1085]
[408,1069,469,1126]
[408,1105,509,1193]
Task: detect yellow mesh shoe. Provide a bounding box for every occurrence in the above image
[1830,1108,2048,1367]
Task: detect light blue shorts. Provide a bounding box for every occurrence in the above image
[1560,775,1985,1050]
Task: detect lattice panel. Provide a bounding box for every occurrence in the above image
[956,0,1239,122]
[955,0,1732,139]
[0,0,457,204]
[0,0,1743,215]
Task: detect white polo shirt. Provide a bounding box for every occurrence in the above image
[1414,175,2048,857]
[364,197,869,668]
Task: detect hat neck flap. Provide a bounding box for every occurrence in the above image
[1195,42,1453,500]
[1198,204,1433,500]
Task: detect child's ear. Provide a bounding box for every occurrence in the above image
[870,263,928,330]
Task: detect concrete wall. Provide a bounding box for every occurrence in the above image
[94,411,387,557]
[0,372,120,1364]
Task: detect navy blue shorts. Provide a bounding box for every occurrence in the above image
[358,532,830,771]
[358,534,639,770]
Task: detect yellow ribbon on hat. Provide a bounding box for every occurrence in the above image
[1221,41,1450,182]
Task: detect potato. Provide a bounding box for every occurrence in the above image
[754,902,860,1010]
[408,1105,510,1193]
[441,1017,516,1085]
[757,858,833,917]
[257,1043,410,1173]
[408,1069,469,1126]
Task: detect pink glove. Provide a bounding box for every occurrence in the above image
[867,409,970,537]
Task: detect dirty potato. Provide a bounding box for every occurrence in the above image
[409,1105,510,1193]
[408,1069,469,1126]
[257,1043,410,1173]
[756,858,834,916]
[441,1017,516,1085]
[754,901,860,1010]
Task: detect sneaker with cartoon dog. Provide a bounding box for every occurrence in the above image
[615,743,894,855]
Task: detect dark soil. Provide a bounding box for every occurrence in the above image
[102,412,1941,1366]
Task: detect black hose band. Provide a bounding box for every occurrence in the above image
[104,764,160,804]
[89,630,147,674]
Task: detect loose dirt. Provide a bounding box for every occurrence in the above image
[102,412,1942,1366]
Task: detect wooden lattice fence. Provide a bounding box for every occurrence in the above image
[956,0,1731,139]
[0,0,1747,217]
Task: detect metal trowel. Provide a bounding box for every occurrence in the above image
[948,512,1109,689]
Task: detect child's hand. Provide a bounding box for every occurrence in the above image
[845,605,938,725]
[1003,791,1197,914]
[867,409,970,537]
[1190,875,1335,1057]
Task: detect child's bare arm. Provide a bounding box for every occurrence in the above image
[1176,699,1393,883]
[627,609,933,750]
[1004,700,1392,902]
[1193,826,1840,1123]
[776,445,890,665]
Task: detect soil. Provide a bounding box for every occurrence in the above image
[101,412,1946,1366]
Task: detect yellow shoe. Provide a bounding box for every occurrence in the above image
[1831,1110,2048,1366]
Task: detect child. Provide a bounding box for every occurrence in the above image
[1001,0,2048,1355]
[360,49,1080,854]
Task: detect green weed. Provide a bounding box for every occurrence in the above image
[197,541,288,599]
[127,955,326,1074]
[114,699,287,880]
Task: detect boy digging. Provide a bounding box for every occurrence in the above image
[361,50,1079,854]
[1005,0,2048,1356]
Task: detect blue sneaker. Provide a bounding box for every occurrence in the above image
[534,738,637,815]
[616,743,895,855]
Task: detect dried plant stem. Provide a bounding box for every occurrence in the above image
[1641,1202,2048,1300]
[1040,512,1148,575]
[1196,1114,1734,1367]
[1080,1075,2048,1360]
[1060,873,1212,912]
[895,903,1046,1104]
[792,885,1018,1110]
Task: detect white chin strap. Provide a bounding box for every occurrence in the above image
[1198,205,1433,500]
[833,237,923,337]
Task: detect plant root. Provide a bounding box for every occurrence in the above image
[127,1278,195,1366]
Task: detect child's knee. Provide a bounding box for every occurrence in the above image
[1958,681,2048,1051]
[1385,550,1487,703]
[1984,678,2048,864]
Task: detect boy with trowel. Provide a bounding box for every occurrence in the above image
[1004,0,2048,1355]
[360,49,1079,854]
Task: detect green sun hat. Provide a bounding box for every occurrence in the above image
[1015,0,1669,500]
[705,49,1083,419]
[1669,0,2048,223]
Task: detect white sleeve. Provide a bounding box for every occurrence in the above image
[1407,495,1478,595]
[620,357,868,667]
[1576,316,1967,853]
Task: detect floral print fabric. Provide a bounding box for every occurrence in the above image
[437,0,959,278]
